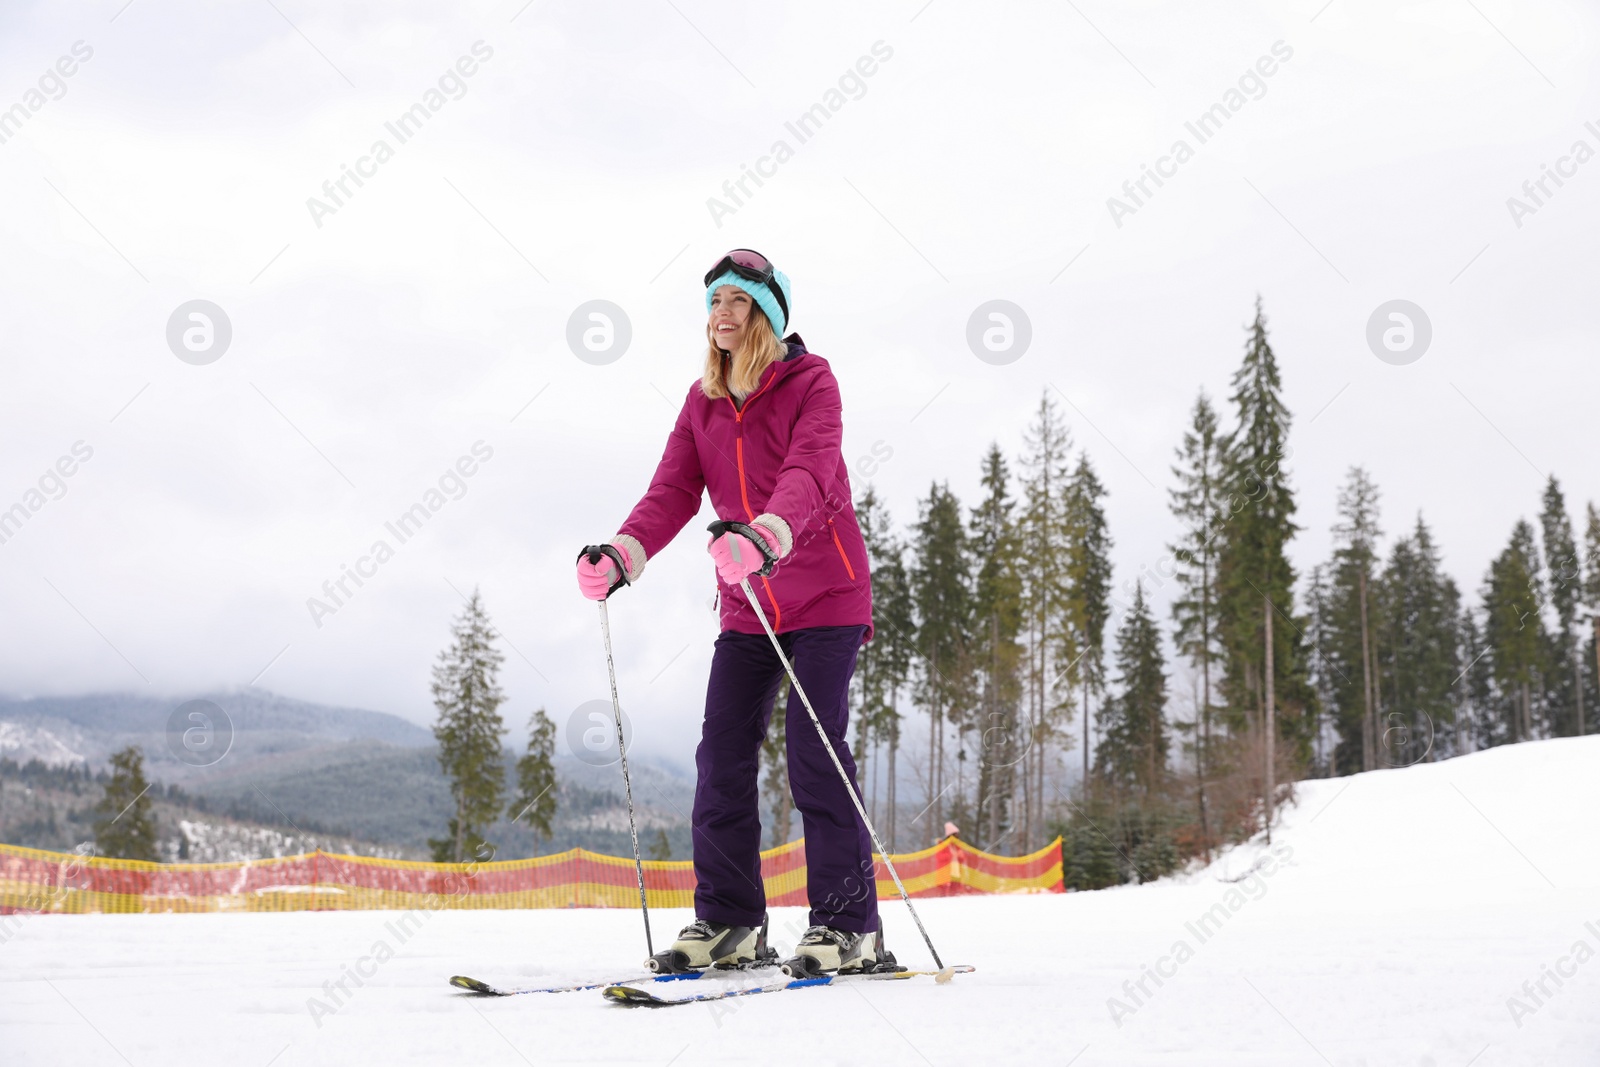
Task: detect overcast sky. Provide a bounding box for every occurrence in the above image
[1,0,1595,765]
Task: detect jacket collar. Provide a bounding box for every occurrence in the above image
[726,335,810,410]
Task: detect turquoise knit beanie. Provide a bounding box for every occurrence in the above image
[705,267,792,336]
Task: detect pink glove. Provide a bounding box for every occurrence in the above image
[576,542,633,601]
[707,523,781,585]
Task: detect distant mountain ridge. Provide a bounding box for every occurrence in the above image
[0,688,433,763]
[0,688,697,860]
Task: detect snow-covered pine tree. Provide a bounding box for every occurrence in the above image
[429,588,508,863]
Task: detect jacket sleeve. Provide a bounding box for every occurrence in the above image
[764,365,845,539]
[616,385,706,565]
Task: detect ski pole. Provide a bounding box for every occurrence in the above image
[585,545,653,959]
[708,520,949,975]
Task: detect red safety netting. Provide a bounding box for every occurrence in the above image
[0,836,1062,914]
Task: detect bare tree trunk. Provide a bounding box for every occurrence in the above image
[1591,617,1600,735]
[984,614,1001,848]
[1028,615,1043,849]
[1359,569,1375,771]
[1199,590,1211,859]
[1574,646,1585,737]
[934,703,944,841]
[1264,592,1275,843]
[1035,588,1048,849]
[1022,623,1034,851]
[871,731,880,829]
[888,693,899,851]
[927,651,939,845]
[1588,616,1600,735]
[454,795,465,864]
[1082,674,1090,797]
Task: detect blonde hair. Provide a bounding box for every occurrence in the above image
[700,306,785,401]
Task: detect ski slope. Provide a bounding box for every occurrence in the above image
[3,736,1596,1065]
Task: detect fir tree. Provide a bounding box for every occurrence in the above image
[1017,392,1075,848]
[1373,516,1461,764]
[94,745,159,862]
[647,829,672,861]
[1304,563,1336,774]
[910,480,974,842]
[855,485,915,849]
[510,707,558,852]
[1168,390,1226,837]
[1095,582,1169,797]
[1482,521,1546,744]
[1327,467,1383,772]
[1539,477,1582,736]
[429,588,508,863]
[968,443,1025,848]
[1582,503,1600,735]
[1059,804,1123,890]
[1063,450,1113,792]
[1216,298,1308,765]
[1459,606,1493,753]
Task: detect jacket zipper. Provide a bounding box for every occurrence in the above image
[727,374,781,630]
[828,517,856,580]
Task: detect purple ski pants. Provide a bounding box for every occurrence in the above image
[691,623,879,933]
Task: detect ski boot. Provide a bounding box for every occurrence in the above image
[646,915,776,974]
[780,926,900,977]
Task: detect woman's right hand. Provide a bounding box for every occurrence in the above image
[576,542,634,600]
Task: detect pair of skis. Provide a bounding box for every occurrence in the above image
[448,956,780,998]
[449,964,974,1007]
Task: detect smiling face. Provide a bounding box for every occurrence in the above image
[708,284,754,353]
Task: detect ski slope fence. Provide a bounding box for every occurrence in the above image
[0,836,1062,914]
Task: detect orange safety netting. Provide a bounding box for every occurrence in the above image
[0,837,1062,914]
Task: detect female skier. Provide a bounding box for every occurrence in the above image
[575,249,888,975]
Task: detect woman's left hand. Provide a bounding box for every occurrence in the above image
[707,523,781,585]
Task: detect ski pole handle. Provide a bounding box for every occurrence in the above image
[578,544,631,598]
[705,519,779,578]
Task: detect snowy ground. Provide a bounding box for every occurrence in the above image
[3,737,1596,1066]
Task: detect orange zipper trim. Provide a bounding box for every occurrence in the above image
[828,517,857,580]
[735,438,755,520]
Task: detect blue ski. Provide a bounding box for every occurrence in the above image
[602,965,975,1006]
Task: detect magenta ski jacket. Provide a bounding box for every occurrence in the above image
[618,335,874,642]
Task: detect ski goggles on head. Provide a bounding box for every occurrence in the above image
[704,248,789,325]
